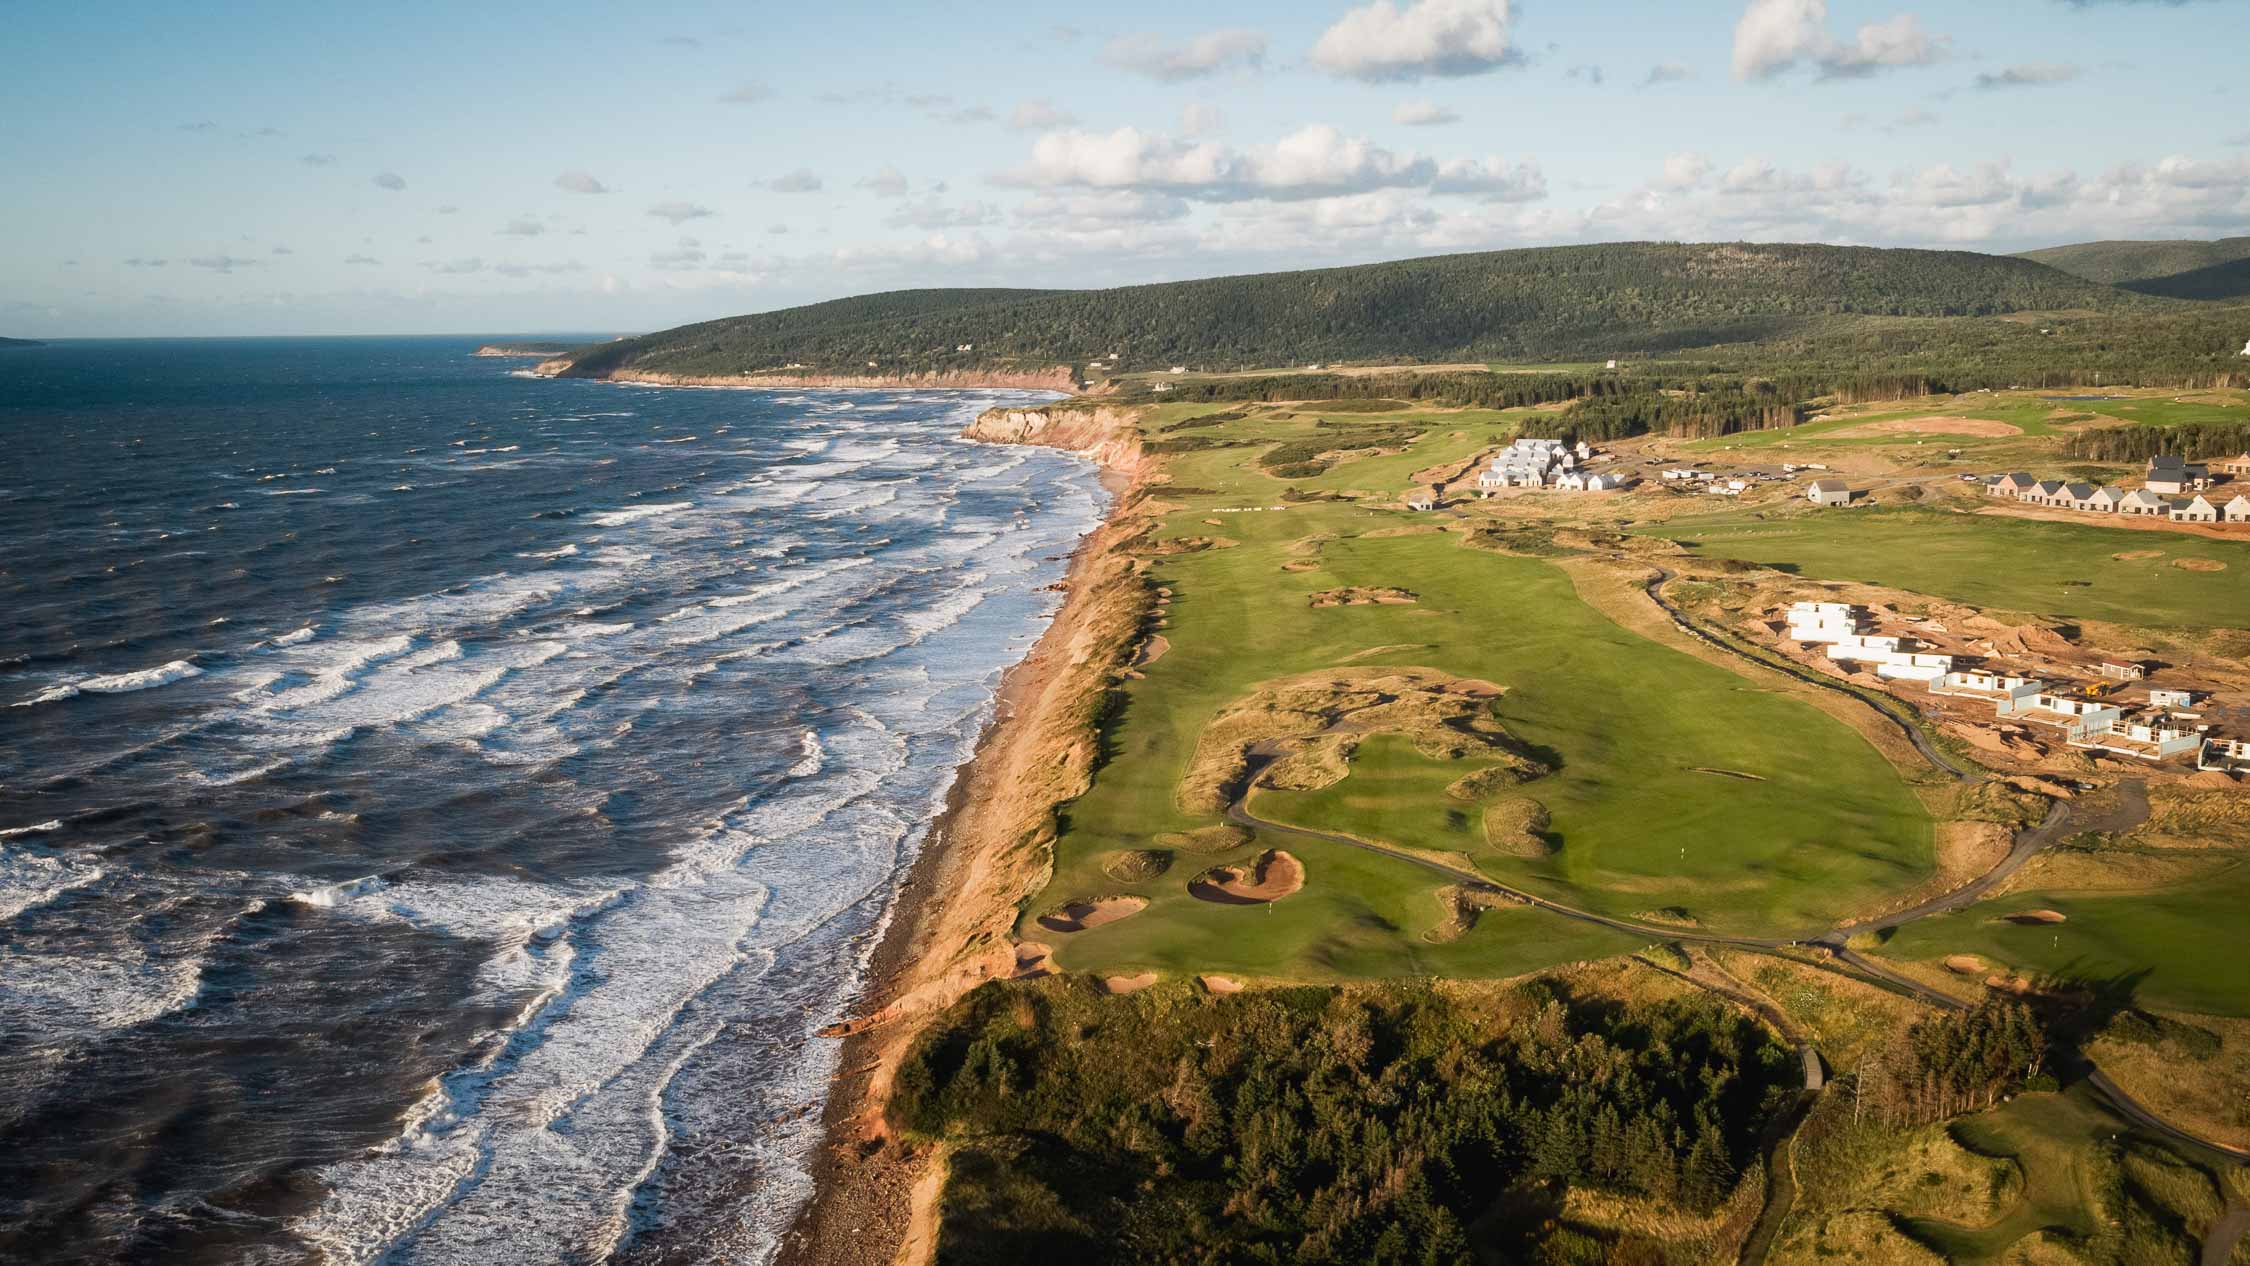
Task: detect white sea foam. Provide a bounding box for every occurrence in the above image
[18,658,204,707]
[272,626,318,647]
[0,840,99,921]
[786,730,824,778]
[588,501,692,527]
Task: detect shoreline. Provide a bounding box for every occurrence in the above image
[773,401,1150,1266]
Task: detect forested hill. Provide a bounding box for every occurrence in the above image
[2018,237,2250,301]
[545,242,2145,381]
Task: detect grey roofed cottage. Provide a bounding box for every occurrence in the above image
[1991,472,2038,497]
[2085,486,2126,512]
[1806,478,1852,506]
[2118,488,2170,515]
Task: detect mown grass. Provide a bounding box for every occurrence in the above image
[1032,406,1934,977]
[1873,859,2250,1017]
[1641,505,2250,630]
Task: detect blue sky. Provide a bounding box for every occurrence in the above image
[4,0,2245,336]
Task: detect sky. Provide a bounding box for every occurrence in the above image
[4,0,2246,337]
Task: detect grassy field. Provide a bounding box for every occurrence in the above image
[1030,402,1935,979]
[1688,389,2250,454]
[1641,505,2250,629]
[1873,858,2250,1016]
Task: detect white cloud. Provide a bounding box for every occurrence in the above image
[1181,102,1226,136]
[300,153,335,166]
[555,171,611,194]
[499,217,546,237]
[1393,100,1460,126]
[1101,28,1266,81]
[1009,98,1077,131]
[768,169,823,193]
[1000,123,1544,205]
[1731,0,1944,81]
[1310,0,1514,82]
[1014,190,1194,228]
[189,254,259,272]
[647,201,715,224]
[372,171,407,191]
[1659,152,1713,189]
[862,166,911,197]
[1642,62,1693,86]
[884,198,1004,229]
[1973,62,2081,90]
[719,81,771,104]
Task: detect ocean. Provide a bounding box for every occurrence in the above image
[0,338,1108,1264]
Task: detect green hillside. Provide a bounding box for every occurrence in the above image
[2018,236,2250,301]
[549,242,2147,380]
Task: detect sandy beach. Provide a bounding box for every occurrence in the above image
[774,402,1148,1266]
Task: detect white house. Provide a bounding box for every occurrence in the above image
[1933,672,2045,707]
[2149,688,2198,709]
[2240,339,2250,357]
[1990,472,2039,498]
[2084,486,2127,513]
[2226,494,2250,522]
[2070,713,2200,761]
[2172,494,2222,523]
[1581,472,1628,491]
[2118,488,2170,516]
[1786,602,1867,642]
[2145,455,2207,495]
[1404,486,1437,510]
[1806,478,1853,507]
[2199,737,2250,775]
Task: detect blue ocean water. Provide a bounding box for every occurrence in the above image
[0,338,1107,1264]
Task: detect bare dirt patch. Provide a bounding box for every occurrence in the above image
[1188,849,1305,904]
[1834,415,2022,438]
[2173,557,2227,572]
[1011,942,1051,978]
[1308,586,1417,607]
[1944,954,1988,975]
[1035,895,1150,933]
[1199,974,1244,994]
[1098,971,1158,995]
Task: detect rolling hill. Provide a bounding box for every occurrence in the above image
[2017,237,2250,301]
[544,242,2147,382]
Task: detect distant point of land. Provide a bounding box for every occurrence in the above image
[0,336,46,348]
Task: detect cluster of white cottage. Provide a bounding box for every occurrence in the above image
[1785,602,2209,764]
[1474,438,1628,494]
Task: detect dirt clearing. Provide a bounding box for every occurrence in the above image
[1834,415,2022,438]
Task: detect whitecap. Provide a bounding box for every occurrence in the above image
[588,501,692,528]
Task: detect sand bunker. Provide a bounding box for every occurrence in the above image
[2113,550,2165,561]
[2173,558,2227,572]
[1691,767,1767,781]
[1308,586,1418,607]
[1836,415,2022,438]
[1135,634,1170,666]
[1099,971,1159,995]
[1281,560,1320,572]
[1179,666,1548,814]
[1200,974,1244,994]
[2006,909,2068,925]
[1944,954,1987,975]
[1188,849,1304,905]
[1013,942,1052,978]
[1036,895,1149,934]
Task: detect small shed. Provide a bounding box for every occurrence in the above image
[1806,479,1853,507]
[1404,486,1437,511]
[2100,660,2148,681]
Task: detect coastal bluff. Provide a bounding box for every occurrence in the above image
[964,403,1145,476]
